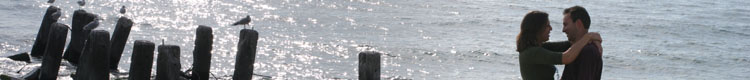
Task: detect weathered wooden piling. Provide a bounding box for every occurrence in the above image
[233,29,259,80]
[192,25,213,80]
[75,30,111,80]
[108,17,134,70]
[359,51,381,80]
[156,45,181,80]
[29,6,60,57]
[128,40,155,80]
[38,23,69,80]
[63,10,98,65]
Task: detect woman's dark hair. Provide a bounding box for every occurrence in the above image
[516,11,549,52]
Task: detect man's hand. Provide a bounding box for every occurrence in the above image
[587,32,603,56]
[586,32,601,42]
[594,41,602,56]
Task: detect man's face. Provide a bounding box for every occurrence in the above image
[562,14,582,42]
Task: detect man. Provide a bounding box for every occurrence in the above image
[541,6,603,80]
[560,6,603,80]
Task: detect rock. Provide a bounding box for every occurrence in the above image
[7,52,30,63]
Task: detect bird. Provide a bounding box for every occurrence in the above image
[83,20,99,31]
[77,0,85,6]
[232,15,252,29]
[50,11,61,21]
[119,6,126,14]
[49,12,69,30]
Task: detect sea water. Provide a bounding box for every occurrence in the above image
[1,0,749,79]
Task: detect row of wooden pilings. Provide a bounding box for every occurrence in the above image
[16,5,383,80]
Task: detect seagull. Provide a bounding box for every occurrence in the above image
[77,0,85,6]
[232,15,252,29]
[119,6,126,14]
[83,20,99,31]
[50,12,70,30]
[50,11,61,21]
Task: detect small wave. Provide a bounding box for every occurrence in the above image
[718,29,750,37]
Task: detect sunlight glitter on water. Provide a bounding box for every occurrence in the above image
[1,0,749,79]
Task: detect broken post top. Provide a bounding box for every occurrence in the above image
[158,45,180,58]
[88,30,111,43]
[73,10,99,19]
[134,40,155,47]
[45,6,61,21]
[72,10,99,31]
[50,23,69,33]
[239,29,259,40]
[195,25,213,50]
[196,25,213,37]
[359,51,382,57]
[117,17,134,28]
[46,6,60,14]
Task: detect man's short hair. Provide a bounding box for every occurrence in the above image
[564,6,591,29]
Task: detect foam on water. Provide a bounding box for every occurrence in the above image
[1,0,749,79]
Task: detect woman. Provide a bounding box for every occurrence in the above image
[516,11,601,80]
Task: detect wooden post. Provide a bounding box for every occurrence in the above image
[75,30,111,80]
[359,51,381,80]
[64,10,98,65]
[233,29,259,80]
[109,17,134,70]
[128,40,155,80]
[29,6,60,57]
[192,25,213,80]
[38,23,69,80]
[156,45,181,80]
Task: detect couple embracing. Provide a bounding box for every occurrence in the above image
[516,6,603,80]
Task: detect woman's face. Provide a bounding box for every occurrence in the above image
[538,20,551,42]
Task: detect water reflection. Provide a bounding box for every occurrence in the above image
[3,0,748,79]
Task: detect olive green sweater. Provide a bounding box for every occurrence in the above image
[518,41,571,80]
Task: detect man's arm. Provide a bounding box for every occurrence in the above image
[542,41,571,52]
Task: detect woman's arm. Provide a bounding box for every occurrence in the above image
[541,41,572,52]
[561,32,601,64]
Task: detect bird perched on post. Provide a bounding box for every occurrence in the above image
[83,20,100,31]
[232,15,252,29]
[49,11,70,30]
[119,6,126,14]
[50,11,61,22]
[77,0,86,6]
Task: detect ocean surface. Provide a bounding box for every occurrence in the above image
[1,0,749,79]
